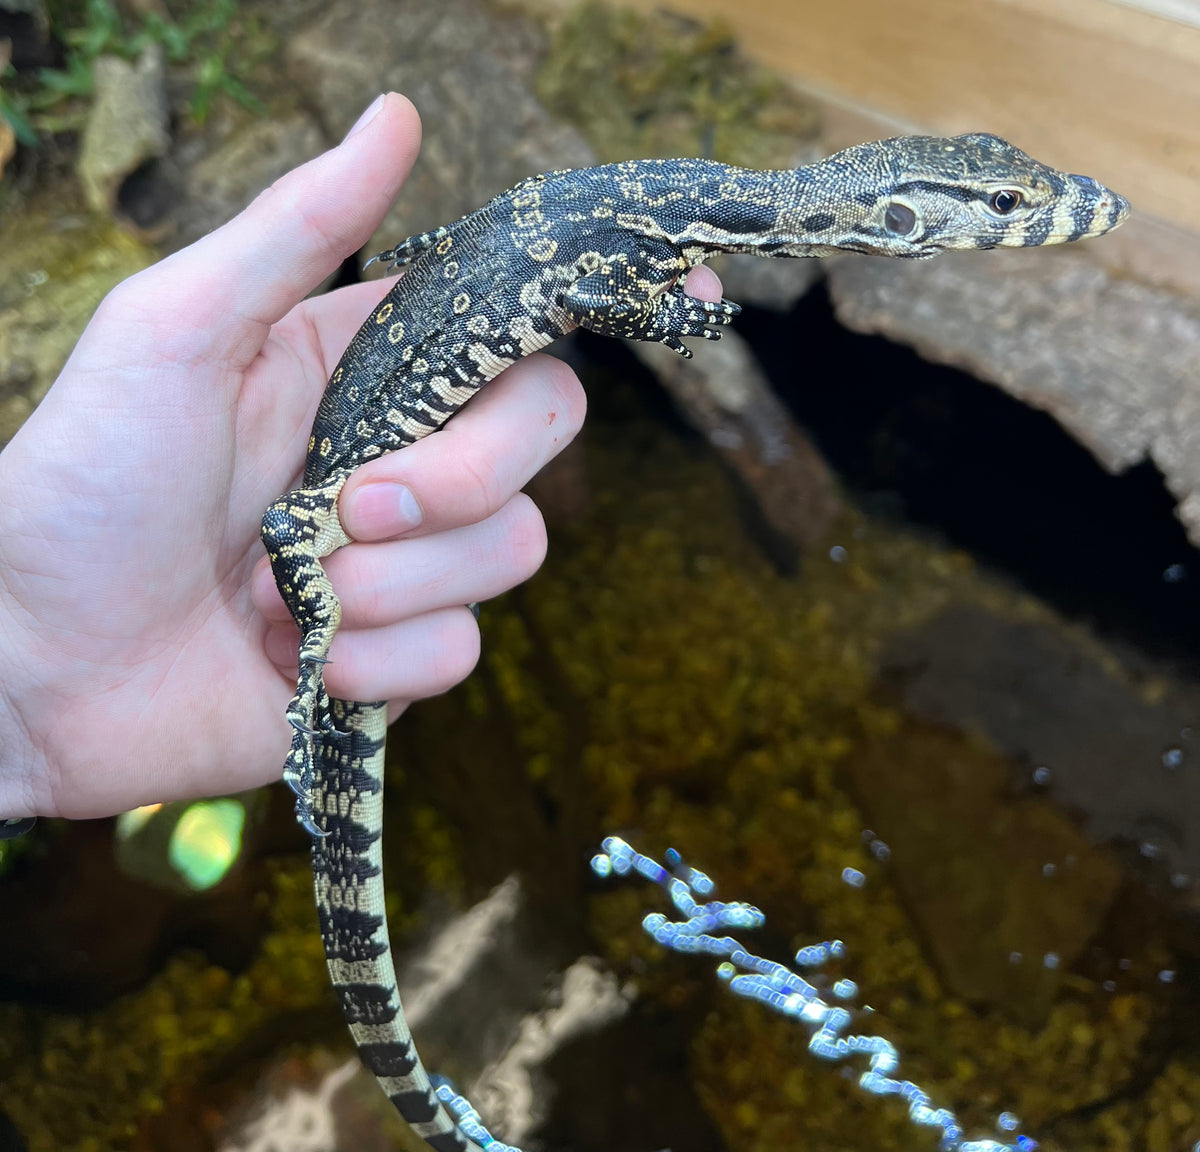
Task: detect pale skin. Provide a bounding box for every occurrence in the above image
[0,93,722,822]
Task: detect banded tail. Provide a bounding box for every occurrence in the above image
[313,698,484,1152]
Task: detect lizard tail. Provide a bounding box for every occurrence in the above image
[313,698,484,1152]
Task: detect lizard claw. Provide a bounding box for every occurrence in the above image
[297,807,328,838]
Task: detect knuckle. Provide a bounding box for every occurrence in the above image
[423,610,481,694]
[343,553,386,626]
[458,451,505,523]
[499,494,548,580]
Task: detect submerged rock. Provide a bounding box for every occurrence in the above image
[633,330,841,549]
[880,603,1200,886]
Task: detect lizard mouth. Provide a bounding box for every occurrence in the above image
[1055,175,1130,242]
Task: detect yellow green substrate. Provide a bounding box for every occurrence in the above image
[1,394,1196,1150]
[469,412,1200,1152]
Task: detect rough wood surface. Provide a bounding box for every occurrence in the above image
[624,0,1200,243]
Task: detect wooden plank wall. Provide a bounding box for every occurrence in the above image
[624,0,1200,293]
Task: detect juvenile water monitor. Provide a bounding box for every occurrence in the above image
[260,132,1128,1151]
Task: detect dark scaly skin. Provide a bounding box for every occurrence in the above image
[260,133,1128,1152]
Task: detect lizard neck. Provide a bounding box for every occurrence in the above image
[617,155,886,261]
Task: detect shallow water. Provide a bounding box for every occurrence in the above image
[1,302,1198,1152]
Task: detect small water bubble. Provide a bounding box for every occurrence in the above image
[1042,862,1057,879]
[1043,952,1060,970]
[1162,747,1184,770]
[841,866,866,888]
[1032,765,1053,786]
[830,544,848,563]
[862,830,891,861]
[1163,563,1186,583]
[1158,969,1176,983]
[998,1111,1020,1132]
[1102,979,1116,992]
[1171,872,1190,889]
[1009,951,1023,965]
[1118,957,1131,971]
[1140,840,1163,859]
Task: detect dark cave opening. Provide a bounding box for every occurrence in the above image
[728,282,1198,672]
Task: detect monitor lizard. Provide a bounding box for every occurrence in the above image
[260,132,1128,1152]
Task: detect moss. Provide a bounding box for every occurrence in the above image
[454,392,1186,1152]
[1085,1058,1200,1151]
[0,825,36,876]
[0,389,1190,1148]
[0,187,155,442]
[534,0,818,166]
[0,859,332,1152]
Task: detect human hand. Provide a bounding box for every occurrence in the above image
[0,92,722,823]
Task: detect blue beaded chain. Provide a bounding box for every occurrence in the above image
[432,1081,524,1152]
[434,836,1040,1152]
[590,837,1039,1152]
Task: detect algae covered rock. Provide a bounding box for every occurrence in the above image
[0,193,155,444]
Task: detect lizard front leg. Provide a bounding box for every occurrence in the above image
[562,240,741,357]
[261,472,352,836]
[363,225,454,273]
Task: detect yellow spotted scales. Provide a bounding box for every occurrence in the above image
[260,135,1128,1152]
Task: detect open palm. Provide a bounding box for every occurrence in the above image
[0,94,586,820]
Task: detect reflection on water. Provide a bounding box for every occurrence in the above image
[169,801,246,891]
[115,797,248,892]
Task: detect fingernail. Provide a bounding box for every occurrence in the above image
[344,93,385,141]
[346,481,423,538]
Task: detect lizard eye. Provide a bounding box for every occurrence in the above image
[988,189,1023,214]
[884,201,918,237]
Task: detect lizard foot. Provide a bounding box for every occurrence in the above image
[282,658,345,835]
[660,290,741,343]
[261,474,353,835]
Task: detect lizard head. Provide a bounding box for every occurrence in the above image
[813,132,1129,259]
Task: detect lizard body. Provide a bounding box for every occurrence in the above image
[261,134,1127,1152]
